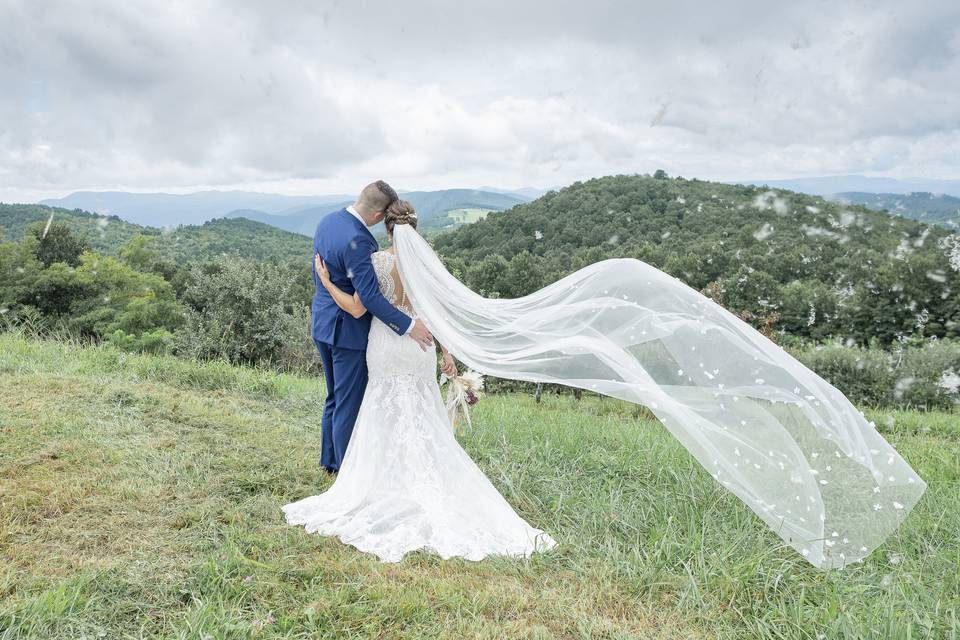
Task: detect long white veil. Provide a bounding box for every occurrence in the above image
[392,224,926,569]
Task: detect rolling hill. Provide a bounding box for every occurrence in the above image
[148,217,312,263]
[827,192,960,229]
[433,173,960,345]
[37,188,530,233]
[0,203,311,263]
[0,204,144,253]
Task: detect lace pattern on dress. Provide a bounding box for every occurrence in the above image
[372,250,413,314]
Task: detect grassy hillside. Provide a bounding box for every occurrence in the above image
[1,333,957,638]
[0,204,311,263]
[829,191,960,230]
[446,208,493,225]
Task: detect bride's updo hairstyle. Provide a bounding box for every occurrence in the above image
[384,199,418,235]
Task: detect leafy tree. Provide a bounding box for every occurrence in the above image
[778,280,842,340]
[120,235,177,280]
[69,253,186,351]
[504,251,543,297]
[29,262,90,316]
[466,254,510,298]
[716,266,781,319]
[28,220,90,267]
[0,234,44,316]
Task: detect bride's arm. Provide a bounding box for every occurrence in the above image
[315,254,367,319]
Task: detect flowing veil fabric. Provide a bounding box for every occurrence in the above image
[393,224,926,569]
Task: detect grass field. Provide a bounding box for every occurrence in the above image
[1,333,958,639]
[445,208,494,224]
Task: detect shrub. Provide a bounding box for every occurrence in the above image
[176,256,316,371]
[793,338,960,410]
[69,253,186,342]
[894,338,960,410]
[792,341,894,407]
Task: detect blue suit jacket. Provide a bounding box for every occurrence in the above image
[311,208,413,349]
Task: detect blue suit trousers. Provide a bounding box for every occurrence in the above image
[315,338,368,472]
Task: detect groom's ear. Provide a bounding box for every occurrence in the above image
[372,210,386,224]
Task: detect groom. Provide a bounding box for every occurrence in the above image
[312,180,434,474]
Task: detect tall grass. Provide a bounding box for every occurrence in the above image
[1,333,957,638]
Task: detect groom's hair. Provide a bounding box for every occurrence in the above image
[358,180,398,214]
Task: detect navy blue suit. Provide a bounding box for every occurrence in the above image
[312,208,413,471]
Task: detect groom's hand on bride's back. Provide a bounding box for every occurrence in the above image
[408,318,434,351]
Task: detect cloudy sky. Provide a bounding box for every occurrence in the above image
[2,0,958,202]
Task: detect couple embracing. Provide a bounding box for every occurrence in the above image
[281,180,557,562]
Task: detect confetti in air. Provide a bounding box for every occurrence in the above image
[42,212,54,239]
[753,222,774,241]
[940,235,960,272]
[939,369,960,395]
[752,191,788,214]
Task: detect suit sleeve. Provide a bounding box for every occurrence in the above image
[344,235,413,335]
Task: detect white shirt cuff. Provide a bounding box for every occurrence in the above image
[403,316,415,334]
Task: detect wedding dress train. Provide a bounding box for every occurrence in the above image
[282,250,556,562]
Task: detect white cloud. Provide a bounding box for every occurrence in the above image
[0,0,958,203]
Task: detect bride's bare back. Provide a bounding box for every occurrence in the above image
[373,249,413,315]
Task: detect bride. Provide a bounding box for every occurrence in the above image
[282,200,557,562]
[286,198,926,570]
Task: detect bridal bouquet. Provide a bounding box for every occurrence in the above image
[439,370,484,432]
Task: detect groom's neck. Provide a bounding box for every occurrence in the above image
[352,202,376,226]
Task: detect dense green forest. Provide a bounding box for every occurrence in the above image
[0,205,313,359]
[434,173,960,346]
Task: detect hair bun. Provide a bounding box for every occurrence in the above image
[385,199,419,232]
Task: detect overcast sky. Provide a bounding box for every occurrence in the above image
[2,0,958,202]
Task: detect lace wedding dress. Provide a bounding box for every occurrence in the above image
[282,250,557,562]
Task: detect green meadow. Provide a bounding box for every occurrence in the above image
[445,208,494,225]
[1,332,957,639]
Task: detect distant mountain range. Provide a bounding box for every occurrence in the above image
[38,188,531,234]
[38,191,353,227]
[735,175,960,198]
[476,186,557,199]
[31,177,960,243]
[227,189,529,237]
[826,192,959,230]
